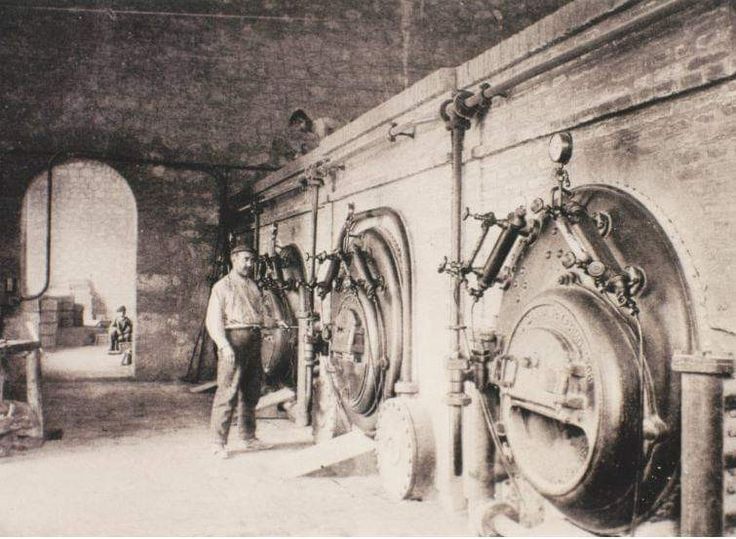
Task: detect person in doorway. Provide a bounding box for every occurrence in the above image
[108,306,132,354]
[205,240,271,459]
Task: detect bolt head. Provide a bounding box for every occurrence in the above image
[561,251,576,269]
[531,198,545,214]
[588,261,606,277]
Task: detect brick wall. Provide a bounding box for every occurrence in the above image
[0,0,571,380]
[0,1,571,165]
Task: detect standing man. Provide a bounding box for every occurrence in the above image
[206,240,269,458]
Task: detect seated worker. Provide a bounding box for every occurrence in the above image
[270,109,340,167]
[288,108,339,153]
[108,306,132,354]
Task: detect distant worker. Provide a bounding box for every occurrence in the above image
[271,109,340,166]
[288,108,339,142]
[108,306,132,354]
[205,240,272,459]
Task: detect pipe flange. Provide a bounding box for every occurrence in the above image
[446,393,472,407]
[393,381,419,395]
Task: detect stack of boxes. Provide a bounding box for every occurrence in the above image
[37,297,59,349]
[34,295,85,349]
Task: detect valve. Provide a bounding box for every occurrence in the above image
[531,131,645,316]
[463,207,497,226]
[437,256,466,280]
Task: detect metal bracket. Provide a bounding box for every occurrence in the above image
[387,122,416,142]
[672,353,735,376]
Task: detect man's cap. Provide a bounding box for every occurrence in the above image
[230,239,256,255]
[116,306,126,313]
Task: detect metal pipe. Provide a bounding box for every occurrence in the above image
[442,0,696,122]
[445,116,470,490]
[18,153,62,302]
[465,388,495,515]
[364,234,402,399]
[294,286,310,427]
[295,179,321,427]
[0,148,278,173]
[348,208,414,390]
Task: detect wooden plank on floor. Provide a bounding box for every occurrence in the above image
[277,429,375,478]
[255,388,295,410]
[189,381,217,393]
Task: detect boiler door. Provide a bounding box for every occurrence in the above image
[500,288,641,529]
[329,290,385,432]
[493,184,690,533]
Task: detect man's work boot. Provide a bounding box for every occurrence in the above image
[231,438,272,452]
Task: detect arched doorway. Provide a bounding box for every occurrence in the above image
[21,160,137,379]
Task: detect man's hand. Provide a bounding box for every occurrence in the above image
[218,346,235,364]
[277,320,290,329]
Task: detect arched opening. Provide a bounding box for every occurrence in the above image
[21,160,137,379]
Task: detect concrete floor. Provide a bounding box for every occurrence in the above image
[0,380,471,536]
[42,344,134,380]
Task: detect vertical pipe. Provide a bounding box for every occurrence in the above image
[295,286,309,426]
[465,386,495,510]
[26,348,44,439]
[449,126,464,474]
[444,120,470,510]
[303,181,320,423]
[253,206,260,254]
[295,180,321,427]
[681,373,723,535]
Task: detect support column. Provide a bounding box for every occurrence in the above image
[674,352,734,536]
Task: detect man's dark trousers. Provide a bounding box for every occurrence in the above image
[211,328,263,445]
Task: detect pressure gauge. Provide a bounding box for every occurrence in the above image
[549,132,573,165]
